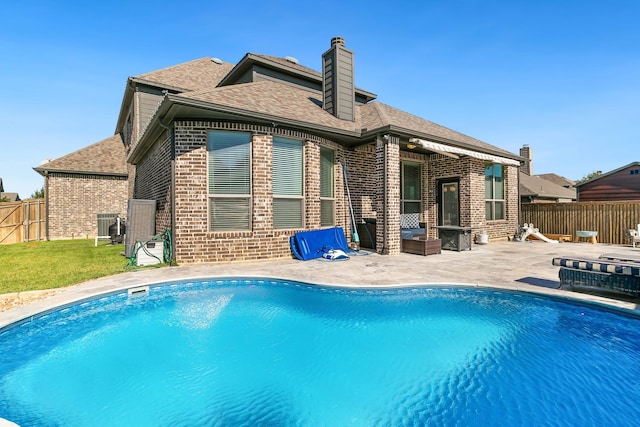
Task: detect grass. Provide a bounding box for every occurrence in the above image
[0,239,159,294]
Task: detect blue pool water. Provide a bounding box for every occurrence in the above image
[1,279,640,426]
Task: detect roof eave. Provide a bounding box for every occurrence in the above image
[33,167,127,177]
[128,95,364,164]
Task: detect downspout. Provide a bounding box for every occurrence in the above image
[44,171,49,241]
[380,134,388,255]
[158,115,175,266]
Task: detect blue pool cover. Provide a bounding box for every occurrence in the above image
[290,227,350,260]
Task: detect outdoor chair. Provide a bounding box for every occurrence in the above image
[552,256,640,297]
[629,224,640,248]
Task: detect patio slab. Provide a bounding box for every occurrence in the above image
[1,240,639,328]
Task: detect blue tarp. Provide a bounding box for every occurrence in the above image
[290,227,350,260]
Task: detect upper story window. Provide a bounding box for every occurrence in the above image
[401,162,422,214]
[273,137,304,229]
[207,131,252,231]
[485,163,505,220]
[320,147,335,226]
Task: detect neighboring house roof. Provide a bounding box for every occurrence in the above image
[575,161,640,187]
[536,173,575,188]
[0,192,20,202]
[519,172,576,200]
[34,134,127,177]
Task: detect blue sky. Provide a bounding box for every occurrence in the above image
[1,0,638,198]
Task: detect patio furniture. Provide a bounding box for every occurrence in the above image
[574,230,598,244]
[400,213,425,239]
[432,225,473,251]
[356,218,377,249]
[629,225,640,248]
[402,236,441,256]
[552,256,640,297]
[599,253,640,263]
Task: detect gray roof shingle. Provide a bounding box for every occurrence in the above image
[34,134,127,176]
[520,172,576,200]
[134,57,234,92]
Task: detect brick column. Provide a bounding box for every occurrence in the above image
[252,134,273,231]
[376,134,400,254]
[305,140,321,228]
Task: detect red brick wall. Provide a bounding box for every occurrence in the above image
[46,173,128,239]
[132,121,519,262]
[164,121,350,264]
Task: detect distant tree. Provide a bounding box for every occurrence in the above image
[575,170,602,185]
[30,187,44,199]
[0,196,9,203]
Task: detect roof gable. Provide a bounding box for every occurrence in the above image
[34,134,127,176]
[520,172,577,200]
[576,161,640,187]
[134,57,234,92]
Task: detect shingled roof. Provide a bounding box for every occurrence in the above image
[520,172,576,201]
[134,57,234,92]
[162,79,518,158]
[34,134,127,176]
[128,47,521,163]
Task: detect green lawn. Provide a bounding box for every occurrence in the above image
[0,239,154,294]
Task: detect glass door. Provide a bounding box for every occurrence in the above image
[438,179,459,226]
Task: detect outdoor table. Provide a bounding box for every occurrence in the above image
[432,226,473,251]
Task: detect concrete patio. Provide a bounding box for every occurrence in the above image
[1,239,639,328]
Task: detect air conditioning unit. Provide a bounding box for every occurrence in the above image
[135,239,164,266]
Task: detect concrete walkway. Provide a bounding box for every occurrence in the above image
[2,240,639,328]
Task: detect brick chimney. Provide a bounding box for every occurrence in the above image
[520,145,533,175]
[322,37,355,121]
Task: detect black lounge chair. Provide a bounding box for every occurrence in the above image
[552,256,640,297]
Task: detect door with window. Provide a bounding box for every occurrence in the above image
[438,178,459,226]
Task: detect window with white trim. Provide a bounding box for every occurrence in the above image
[207,131,251,230]
[401,162,421,214]
[273,137,304,229]
[320,147,335,226]
[485,163,505,220]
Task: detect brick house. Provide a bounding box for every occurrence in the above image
[34,135,128,240]
[576,162,640,202]
[114,37,522,263]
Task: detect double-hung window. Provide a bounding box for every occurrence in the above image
[485,163,505,220]
[273,137,304,229]
[401,162,422,214]
[320,147,335,226]
[207,131,251,230]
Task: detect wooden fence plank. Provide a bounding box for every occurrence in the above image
[522,201,640,244]
[0,199,45,244]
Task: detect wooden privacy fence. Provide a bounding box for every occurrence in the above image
[521,201,640,245]
[0,199,45,245]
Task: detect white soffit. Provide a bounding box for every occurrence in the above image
[409,138,521,166]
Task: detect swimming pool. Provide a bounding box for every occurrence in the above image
[1,278,639,426]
